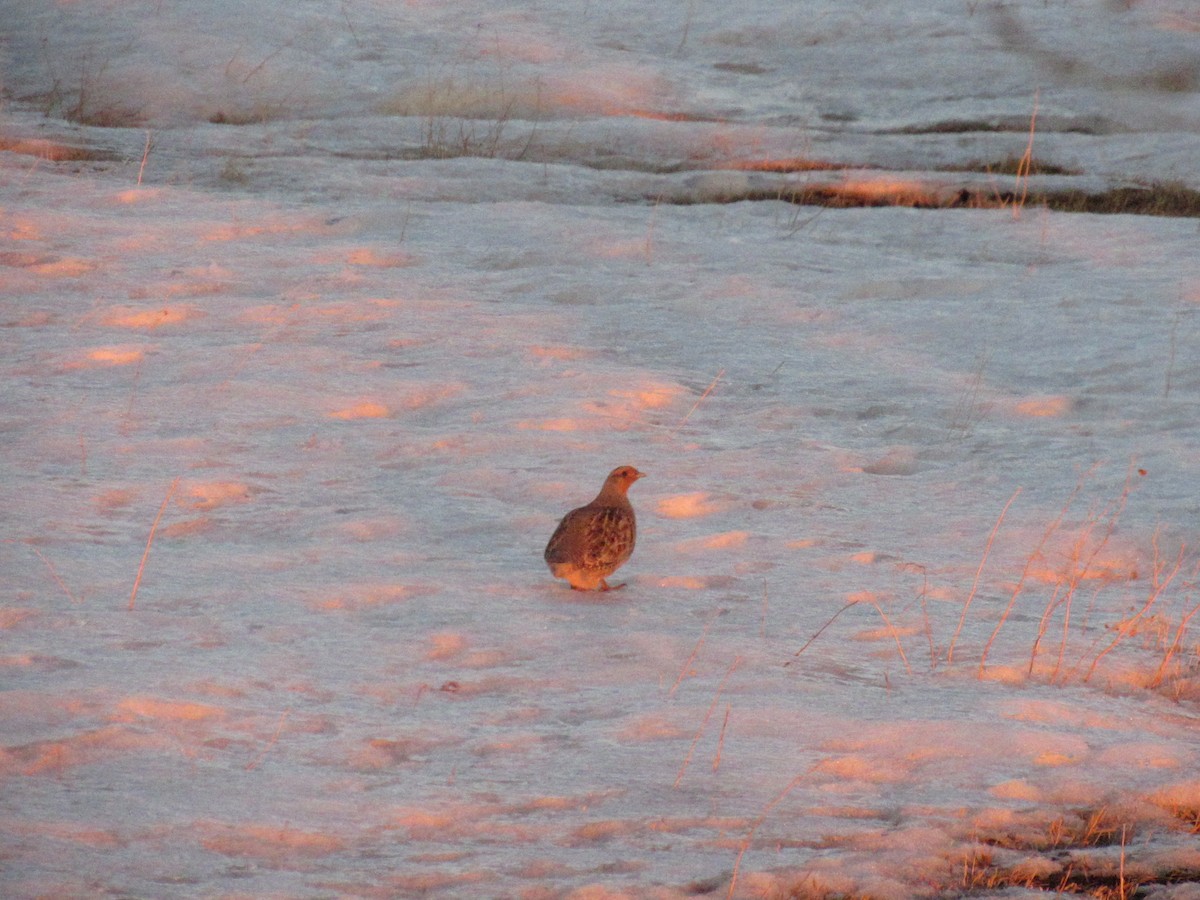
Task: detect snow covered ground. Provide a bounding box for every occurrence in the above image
[2,1,1200,897]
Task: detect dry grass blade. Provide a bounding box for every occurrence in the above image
[726,764,820,899]
[948,488,1020,665]
[1010,89,1039,220]
[5,540,80,604]
[246,709,291,771]
[674,655,741,788]
[670,609,718,695]
[670,368,725,436]
[785,601,857,667]
[128,477,180,611]
[1084,544,1186,682]
[979,472,1092,676]
[1147,571,1200,689]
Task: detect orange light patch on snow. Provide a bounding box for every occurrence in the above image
[345,248,415,268]
[330,401,390,420]
[676,530,749,553]
[849,551,878,564]
[529,346,590,361]
[116,697,224,722]
[816,754,908,783]
[102,306,198,329]
[85,347,145,366]
[393,810,458,834]
[0,609,36,629]
[159,517,214,538]
[853,623,923,641]
[30,257,96,277]
[316,584,422,610]
[116,188,165,204]
[11,726,164,777]
[1034,751,1081,767]
[654,576,713,589]
[517,418,588,431]
[202,218,319,242]
[617,715,687,741]
[182,481,251,510]
[1014,395,1073,417]
[989,780,1042,801]
[96,488,138,511]
[657,492,725,518]
[427,632,468,661]
[544,68,666,116]
[200,824,346,859]
[396,383,465,411]
[610,383,686,410]
[833,176,941,206]
[787,538,820,549]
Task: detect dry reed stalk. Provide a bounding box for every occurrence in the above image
[913,564,936,668]
[670,609,719,695]
[1147,573,1200,689]
[862,596,913,675]
[136,130,152,185]
[785,601,856,667]
[712,703,731,772]
[947,488,1021,665]
[128,476,180,610]
[670,368,725,436]
[6,540,80,603]
[1084,544,1187,683]
[760,579,768,639]
[1032,469,1133,678]
[674,655,741,788]
[979,473,1093,676]
[246,709,290,771]
[726,764,820,900]
[1011,89,1039,220]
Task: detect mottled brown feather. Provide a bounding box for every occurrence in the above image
[544,465,644,591]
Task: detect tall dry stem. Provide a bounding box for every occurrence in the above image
[948,488,1020,665]
[1084,543,1186,682]
[979,466,1091,677]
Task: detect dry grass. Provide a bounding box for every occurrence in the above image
[788,466,1200,701]
[659,179,1200,218]
[939,807,1200,898]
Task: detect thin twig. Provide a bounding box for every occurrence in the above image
[947,488,1021,664]
[784,601,856,667]
[979,472,1092,676]
[712,704,731,772]
[760,579,768,640]
[1148,568,1200,688]
[670,609,718,695]
[1012,88,1039,220]
[129,477,180,610]
[674,655,741,788]
[863,597,913,675]
[1084,544,1186,682]
[670,369,724,436]
[5,540,80,604]
[245,709,291,771]
[136,130,152,186]
[727,764,820,899]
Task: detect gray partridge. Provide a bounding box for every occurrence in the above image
[544,465,644,591]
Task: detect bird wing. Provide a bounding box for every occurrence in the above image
[545,505,635,570]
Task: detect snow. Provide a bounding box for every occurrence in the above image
[2,0,1200,897]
